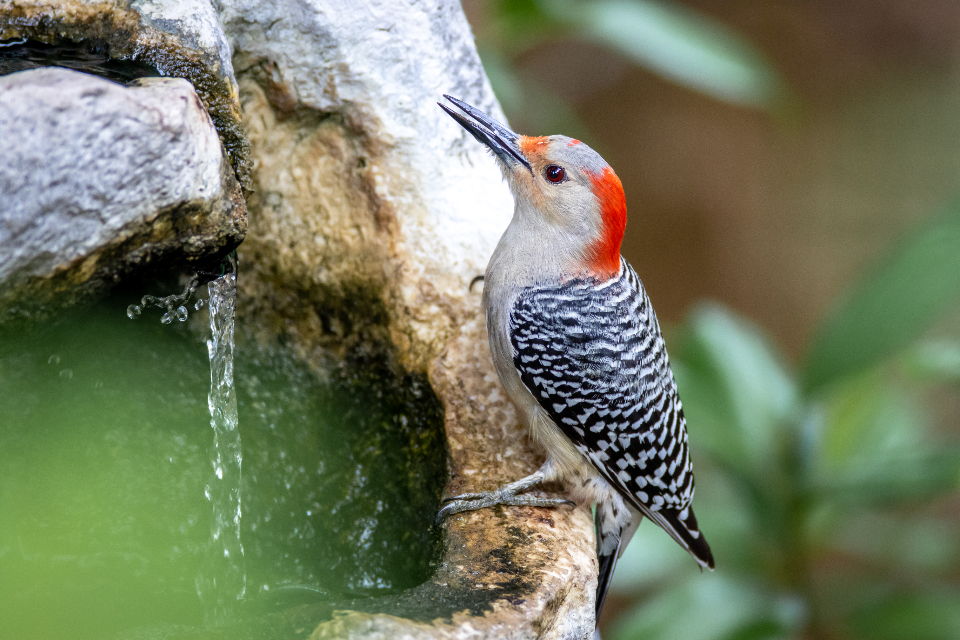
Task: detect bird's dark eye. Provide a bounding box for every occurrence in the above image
[545,165,565,183]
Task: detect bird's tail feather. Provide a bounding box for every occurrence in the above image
[594,509,641,620]
[644,505,714,569]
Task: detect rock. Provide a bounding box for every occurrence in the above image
[0,0,600,634]
[0,67,245,324]
[221,0,518,368]
[0,0,251,184]
[220,0,598,637]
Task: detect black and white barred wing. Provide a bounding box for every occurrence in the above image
[509,260,713,568]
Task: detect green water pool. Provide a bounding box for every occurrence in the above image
[0,290,446,639]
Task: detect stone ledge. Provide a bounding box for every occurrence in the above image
[0,0,252,185]
[0,67,245,324]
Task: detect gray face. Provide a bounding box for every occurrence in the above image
[440,96,626,275]
[538,134,613,175]
[503,135,619,238]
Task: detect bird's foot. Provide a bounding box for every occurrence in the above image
[437,467,574,522]
[438,492,574,521]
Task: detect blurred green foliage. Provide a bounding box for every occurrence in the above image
[805,198,960,393]
[607,203,960,639]
[473,0,788,138]
[473,4,960,636]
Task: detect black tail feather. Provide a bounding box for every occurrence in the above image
[594,502,713,628]
[594,506,641,622]
[594,511,623,621]
[645,505,714,570]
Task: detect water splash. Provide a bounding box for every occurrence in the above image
[127,275,203,322]
[196,261,246,625]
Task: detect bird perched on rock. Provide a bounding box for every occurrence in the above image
[436,95,714,622]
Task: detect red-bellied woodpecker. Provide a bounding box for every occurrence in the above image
[437,95,715,621]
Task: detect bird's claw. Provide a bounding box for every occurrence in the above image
[469,275,485,292]
[437,492,575,524]
[441,491,488,504]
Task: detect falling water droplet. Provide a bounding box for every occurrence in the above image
[176,305,189,321]
[126,304,142,319]
[59,369,73,380]
[47,354,60,365]
[161,312,173,325]
[195,298,206,310]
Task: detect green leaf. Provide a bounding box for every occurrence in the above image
[673,304,799,475]
[804,198,960,393]
[671,306,803,554]
[814,371,960,506]
[567,0,787,108]
[609,573,800,640]
[818,372,925,469]
[904,338,960,383]
[680,462,775,577]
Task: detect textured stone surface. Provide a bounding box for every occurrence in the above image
[220,0,598,637]
[0,0,251,183]
[0,0,599,634]
[220,0,515,369]
[0,67,245,323]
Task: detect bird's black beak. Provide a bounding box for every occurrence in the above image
[439,95,532,172]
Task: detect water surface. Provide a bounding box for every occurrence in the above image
[0,290,446,640]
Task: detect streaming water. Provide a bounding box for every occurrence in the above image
[196,267,247,625]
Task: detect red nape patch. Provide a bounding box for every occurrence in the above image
[586,166,627,278]
[567,139,581,146]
